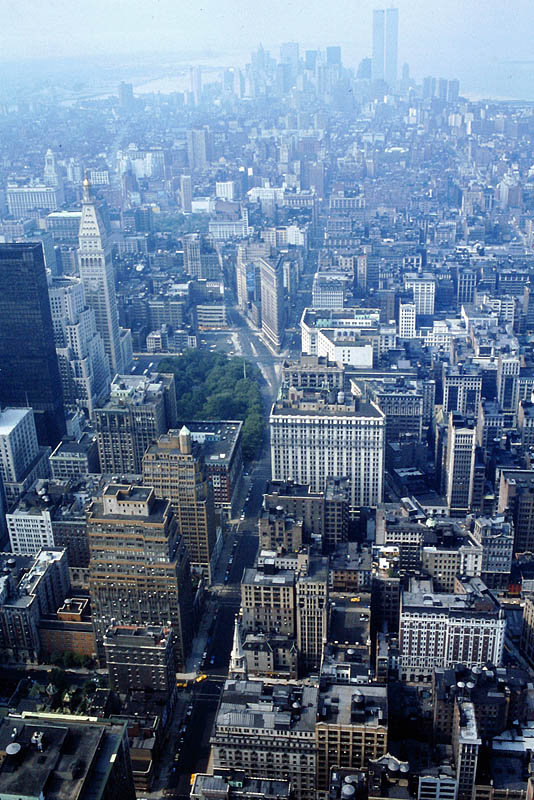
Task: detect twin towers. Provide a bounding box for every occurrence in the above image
[372,7,399,86]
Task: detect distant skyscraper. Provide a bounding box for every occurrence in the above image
[326,46,341,66]
[372,8,398,86]
[190,66,202,105]
[180,173,192,213]
[43,148,61,187]
[372,10,385,81]
[118,81,134,111]
[78,174,124,376]
[187,129,213,170]
[0,243,66,446]
[280,42,299,68]
[385,7,399,86]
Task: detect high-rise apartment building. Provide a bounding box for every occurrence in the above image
[142,426,217,580]
[472,515,514,590]
[497,353,520,414]
[235,240,272,312]
[87,484,193,669]
[399,302,416,338]
[183,233,220,279]
[259,255,286,352]
[78,174,124,376]
[443,365,483,417]
[48,276,110,415]
[270,388,385,514]
[0,243,66,446]
[453,701,480,800]
[94,374,169,474]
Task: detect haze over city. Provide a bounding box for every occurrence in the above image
[2,2,534,800]
[1,0,534,99]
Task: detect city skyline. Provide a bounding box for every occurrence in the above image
[0,0,533,99]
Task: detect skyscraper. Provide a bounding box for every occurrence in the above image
[78,174,124,376]
[259,255,286,353]
[0,243,66,446]
[270,388,385,514]
[372,10,385,82]
[142,427,217,582]
[445,413,477,516]
[372,8,399,86]
[87,484,194,669]
[180,173,192,213]
[385,7,399,86]
[48,276,110,416]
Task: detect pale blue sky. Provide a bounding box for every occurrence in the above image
[0,0,532,88]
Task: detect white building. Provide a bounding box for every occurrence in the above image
[0,409,50,508]
[270,388,385,513]
[78,174,124,376]
[0,409,40,485]
[7,492,55,555]
[215,180,236,200]
[48,276,110,416]
[317,329,373,367]
[399,302,416,339]
[405,273,436,315]
[300,307,381,355]
[7,184,64,218]
[312,273,347,309]
[398,577,506,682]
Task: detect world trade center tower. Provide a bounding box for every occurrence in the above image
[372,7,398,87]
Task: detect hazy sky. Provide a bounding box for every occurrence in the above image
[1,0,532,83]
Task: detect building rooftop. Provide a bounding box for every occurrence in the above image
[215,679,318,735]
[0,407,31,437]
[317,682,387,727]
[271,388,383,419]
[0,714,129,800]
[402,576,503,617]
[178,420,243,466]
[242,567,295,588]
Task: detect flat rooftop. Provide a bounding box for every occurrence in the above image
[215,679,318,735]
[271,398,383,419]
[0,407,31,436]
[242,567,295,587]
[0,715,127,800]
[180,420,242,465]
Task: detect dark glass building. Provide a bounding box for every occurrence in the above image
[0,243,65,446]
